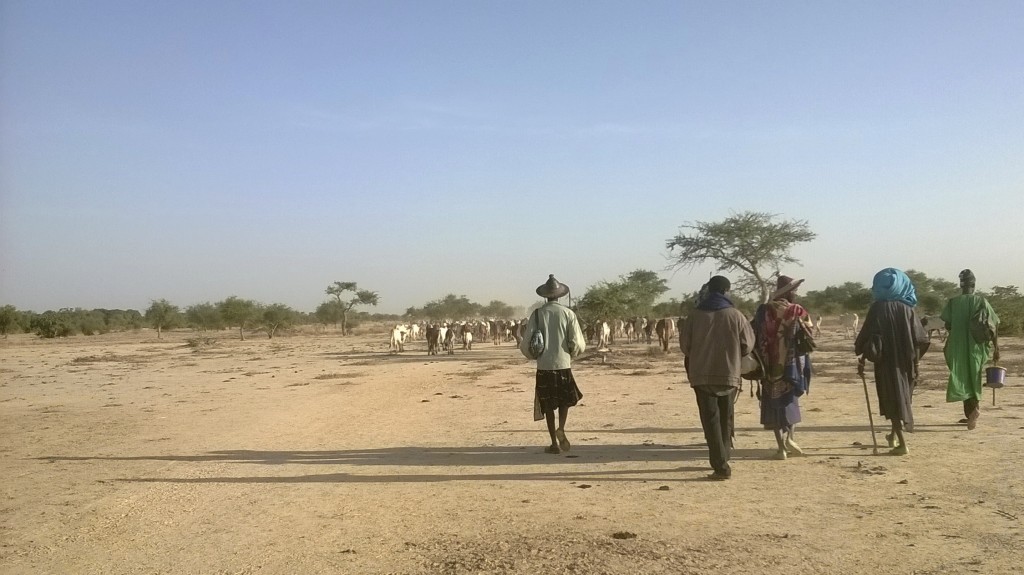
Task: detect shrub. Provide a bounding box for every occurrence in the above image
[988,286,1024,337]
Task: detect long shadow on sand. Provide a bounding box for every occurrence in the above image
[36,444,775,484]
[37,424,964,485]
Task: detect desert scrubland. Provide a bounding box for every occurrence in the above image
[1,325,1022,574]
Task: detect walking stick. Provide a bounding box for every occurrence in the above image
[857,357,880,455]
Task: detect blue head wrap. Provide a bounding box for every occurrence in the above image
[871,268,917,307]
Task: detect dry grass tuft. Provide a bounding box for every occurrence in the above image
[184,337,218,352]
[70,353,144,365]
[313,372,365,380]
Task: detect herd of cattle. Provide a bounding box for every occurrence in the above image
[387,317,683,355]
[388,319,523,355]
[387,312,949,355]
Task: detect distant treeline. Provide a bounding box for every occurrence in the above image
[0,292,526,340]
[799,270,1023,336]
[0,300,401,340]
[2,270,1022,339]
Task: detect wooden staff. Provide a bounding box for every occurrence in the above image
[857,357,880,456]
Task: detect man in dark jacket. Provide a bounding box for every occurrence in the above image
[680,276,755,480]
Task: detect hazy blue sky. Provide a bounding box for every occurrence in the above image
[2,1,1022,314]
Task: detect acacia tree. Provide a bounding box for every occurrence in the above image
[185,302,224,331]
[218,296,258,340]
[618,270,670,316]
[904,269,960,315]
[574,282,630,326]
[0,305,21,338]
[325,281,379,335]
[574,269,669,324]
[144,299,181,339]
[315,300,343,328]
[420,294,480,321]
[261,303,296,339]
[666,211,816,302]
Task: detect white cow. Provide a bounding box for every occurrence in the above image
[443,328,455,355]
[389,325,408,353]
[596,321,611,350]
[838,313,859,338]
[614,319,627,343]
[409,323,421,341]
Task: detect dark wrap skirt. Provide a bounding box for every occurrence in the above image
[534,369,583,418]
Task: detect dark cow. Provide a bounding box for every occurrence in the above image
[655,318,671,352]
[426,326,441,355]
[509,319,524,346]
[489,320,500,345]
[922,316,947,342]
[643,317,656,345]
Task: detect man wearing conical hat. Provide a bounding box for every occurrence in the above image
[519,274,586,454]
[941,269,1000,430]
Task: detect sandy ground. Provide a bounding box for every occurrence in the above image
[1,324,1022,575]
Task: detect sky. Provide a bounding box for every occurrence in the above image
[2,1,1022,315]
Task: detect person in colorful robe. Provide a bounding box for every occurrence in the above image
[753,275,814,460]
[855,268,930,455]
[941,269,1000,430]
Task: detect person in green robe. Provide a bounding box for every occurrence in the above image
[940,269,1000,430]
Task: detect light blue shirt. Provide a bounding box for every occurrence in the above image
[518,301,586,370]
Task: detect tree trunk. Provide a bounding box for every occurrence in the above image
[239,326,245,341]
[341,312,348,336]
[752,269,770,303]
[156,325,162,339]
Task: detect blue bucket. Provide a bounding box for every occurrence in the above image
[985,366,1006,388]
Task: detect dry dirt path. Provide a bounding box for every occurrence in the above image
[2,329,1022,574]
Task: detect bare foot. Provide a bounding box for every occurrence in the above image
[556,429,571,452]
[886,433,900,448]
[784,437,804,455]
[967,410,980,430]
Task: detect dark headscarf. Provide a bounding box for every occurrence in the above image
[697,276,734,311]
[959,269,976,288]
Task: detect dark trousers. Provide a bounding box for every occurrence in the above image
[964,397,980,418]
[694,387,734,475]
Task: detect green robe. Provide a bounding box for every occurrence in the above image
[941,294,998,402]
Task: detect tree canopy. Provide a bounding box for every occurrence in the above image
[217,296,258,340]
[144,299,181,339]
[667,211,816,302]
[326,281,379,335]
[574,269,670,324]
